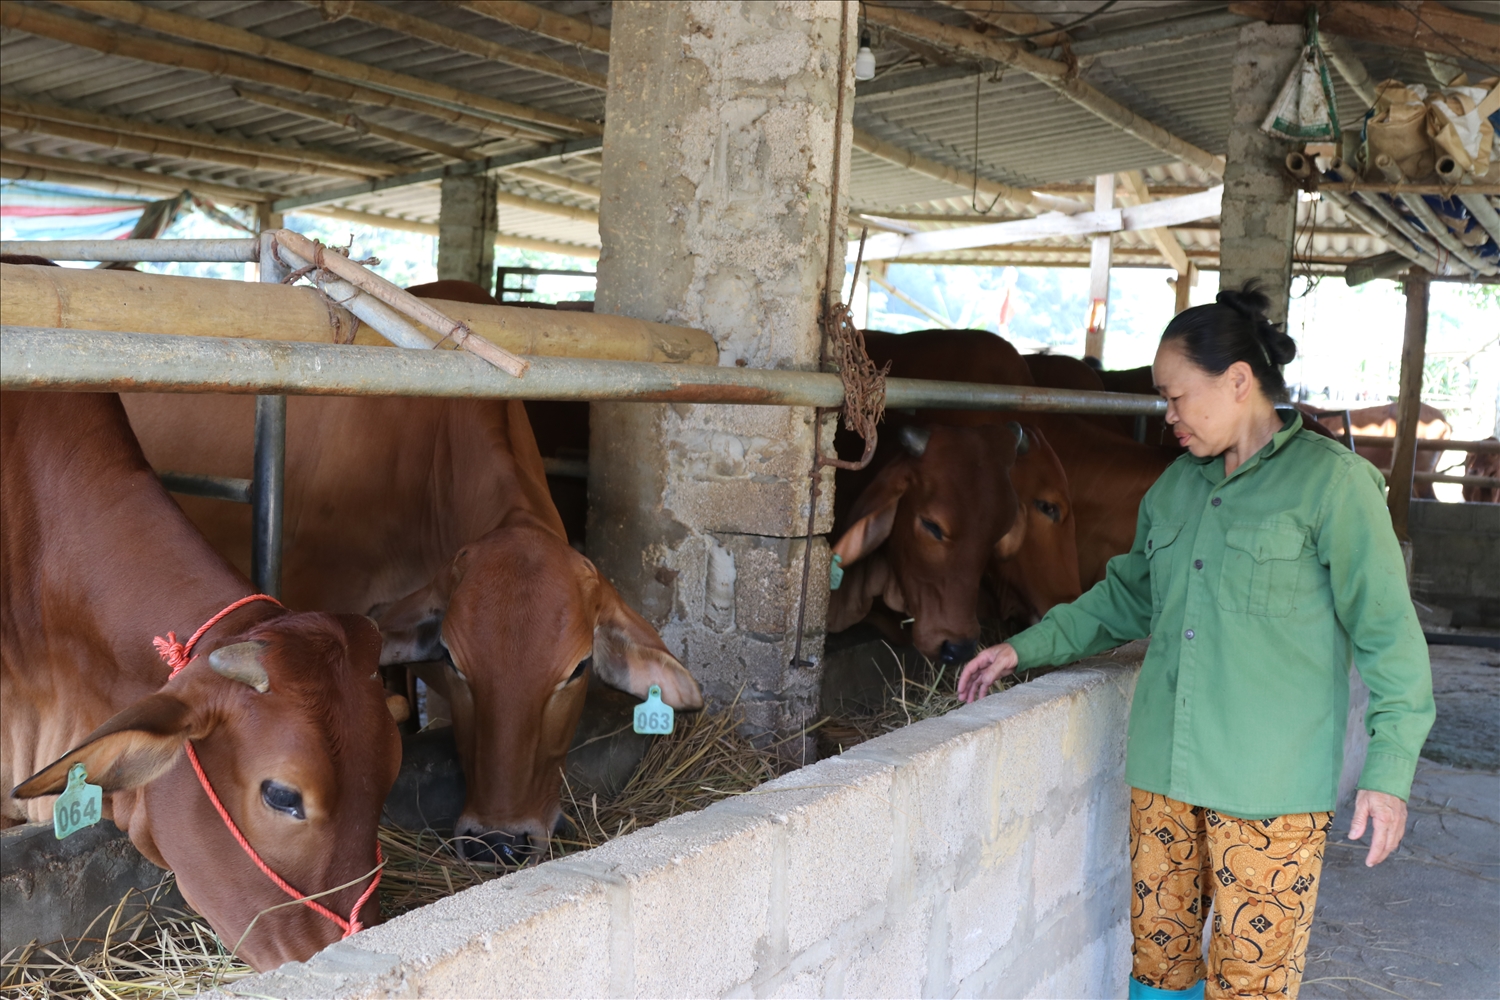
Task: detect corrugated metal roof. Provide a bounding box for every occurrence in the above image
[3,0,1496,262]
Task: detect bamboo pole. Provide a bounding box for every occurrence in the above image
[295,205,602,258]
[324,1,607,90]
[0,151,273,205]
[457,1,610,53]
[863,5,1226,179]
[232,88,479,162]
[51,0,601,137]
[1388,270,1429,539]
[0,96,398,177]
[1375,156,1499,275]
[504,168,600,200]
[852,128,1089,215]
[1,239,257,262]
[0,263,699,362]
[270,229,529,375]
[0,4,546,144]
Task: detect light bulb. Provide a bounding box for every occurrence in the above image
[854,31,876,81]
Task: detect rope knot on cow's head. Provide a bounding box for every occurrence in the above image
[153,594,281,680]
[152,632,192,674]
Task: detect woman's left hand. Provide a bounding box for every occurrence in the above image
[1348,789,1409,866]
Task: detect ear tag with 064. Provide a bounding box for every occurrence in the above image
[53,763,103,840]
[633,685,674,735]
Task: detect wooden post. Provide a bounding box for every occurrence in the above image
[1388,269,1429,541]
[1174,261,1196,314]
[1084,173,1113,361]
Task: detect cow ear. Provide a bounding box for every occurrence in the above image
[372,559,463,665]
[11,693,203,798]
[592,577,703,710]
[831,462,913,569]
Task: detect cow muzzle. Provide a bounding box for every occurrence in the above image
[937,638,979,666]
[453,824,536,865]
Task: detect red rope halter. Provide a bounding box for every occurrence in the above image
[156,594,382,939]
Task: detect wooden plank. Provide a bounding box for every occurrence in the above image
[458,0,610,53]
[1120,169,1190,275]
[1388,270,1430,540]
[1085,173,1113,361]
[1228,1,1500,66]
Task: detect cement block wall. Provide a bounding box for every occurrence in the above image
[1408,499,1500,627]
[223,657,1141,999]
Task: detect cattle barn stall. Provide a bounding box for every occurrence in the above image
[3,1,1500,995]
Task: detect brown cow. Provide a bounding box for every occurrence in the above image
[829,419,1024,664]
[866,331,1172,588]
[1024,353,1135,439]
[2,391,400,971]
[1315,402,1451,498]
[126,384,699,864]
[1464,439,1500,502]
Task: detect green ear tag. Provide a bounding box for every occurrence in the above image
[53,763,103,840]
[829,553,844,591]
[633,685,674,735]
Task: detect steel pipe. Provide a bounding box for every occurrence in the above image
[158,471,252,503]
[1352,435,1500,453]
[1,238,258,262]
[0,327,1170,416]
[252,394,285,598]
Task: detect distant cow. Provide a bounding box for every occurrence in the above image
[2,391,400,971]
[1315,403,1451,498]
[126,287,700,864]
[1464,439,1499,502]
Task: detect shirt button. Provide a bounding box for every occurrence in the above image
[1211,497,1222,507]
[1194,559,1203,569]
[1185,629,1196,639]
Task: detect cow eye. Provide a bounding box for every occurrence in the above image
[260,780,305,820]
[919,518,945,541]
[1034,499,1061,522]
[570,657,592,682]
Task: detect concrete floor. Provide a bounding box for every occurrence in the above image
[1302,644,1500,1000]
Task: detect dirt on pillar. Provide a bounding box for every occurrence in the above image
[1220,22,1304,327]
[437,174,499,295]
[591,1,853,759]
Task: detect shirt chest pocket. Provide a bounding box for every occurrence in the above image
[1145,522,1184,610]
[1218,522,1307,617]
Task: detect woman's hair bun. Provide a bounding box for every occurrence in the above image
[1160,280,1298,400]
[1216,281,1297,366]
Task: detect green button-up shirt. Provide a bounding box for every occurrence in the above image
[1008,411,1434,819]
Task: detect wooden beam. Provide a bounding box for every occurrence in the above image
[1228,1,1500,67]
[852,127,1089,215]
[1388,269,1429,540]
[503,167,600,200]
[863,5,1227,179]
[0,3,547,145]
[0,109,383,181]
[457,1,610,54]
[52,0,600,137]
[494,189,598,225]
[1120,169,1190,274]
[1,95,398,177]
[323,1,605,91]
[297,205,601,259]
[1085,174,1113,361]
[1174,262,1196,313]
[232,87,479,162]
[933,0,1069,49]
[0,152,273,205]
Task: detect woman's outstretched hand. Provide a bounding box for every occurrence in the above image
[957,643,1019,703]
[1348,789,1408,867]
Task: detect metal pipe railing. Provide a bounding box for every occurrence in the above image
[158,471,252,503]
[1,238,259,262]
[0,327,1169,416]
[1352,435,1500,453]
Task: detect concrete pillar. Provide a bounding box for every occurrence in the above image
[1220,23,1303,327]
[437,174,499,295]
[592,1,853,756]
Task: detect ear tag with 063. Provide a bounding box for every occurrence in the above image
[53,763,103,840]
[633,685,674,735]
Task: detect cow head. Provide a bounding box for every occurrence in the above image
[828,423,1020,664]
[12,612,401,972]
[989,424,1083,620]
[374,513,701,864]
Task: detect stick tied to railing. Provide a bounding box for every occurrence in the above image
[270,229,529,376]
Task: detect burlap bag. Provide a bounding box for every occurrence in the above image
[1366,79,1432,180]
[1427,86,1495,177]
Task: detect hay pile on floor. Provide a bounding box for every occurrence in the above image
[379,697,794,917]
[0,879,251,999]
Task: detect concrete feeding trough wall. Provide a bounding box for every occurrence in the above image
[1408,499,1500,628]
[226,657,1141,999]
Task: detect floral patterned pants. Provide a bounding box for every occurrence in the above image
[1130,789,1333,999]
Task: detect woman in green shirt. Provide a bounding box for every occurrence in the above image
[958,285,1434,1000]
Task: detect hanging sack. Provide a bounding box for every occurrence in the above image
[1427,86,1495,177]
[1260,9,1340,141]
[1365,80,1432,180]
